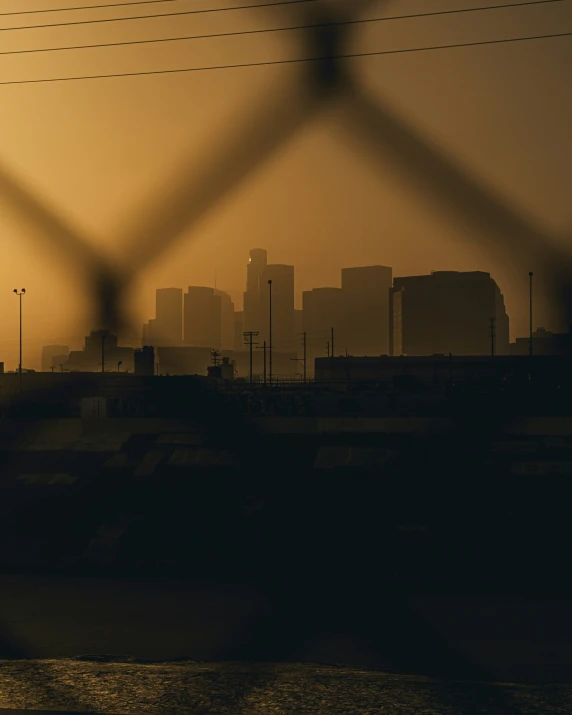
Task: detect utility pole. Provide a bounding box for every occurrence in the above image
[263,341,267,385]
[243,331,259,384]
[291,331,307,382]
[529,271,534,358]
[331,326,335,359]
[291,332,307,382]
[256,340,267,385]
[489,317,496,358]
[326,341,330,358]
[101,331,106,373]
[211,350,221,366]
[268,279,273,386]
[13,289,25,391]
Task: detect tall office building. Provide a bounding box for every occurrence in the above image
[155,288,182,346]
[215,289,235,351]
[184,287,222,349]
[260,264,295,352]
[302,287,343,370]
[243,248,267,334]
[340,265,393,356]
[392,271,510,356]
[234,311,244,351]
[142,288,182,347]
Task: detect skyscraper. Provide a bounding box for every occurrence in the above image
[184,287,222,349]
[234,310,244,351]
[392,271,510,356]
[243,248,267,334]
[155,288,182,346]
[340,265,393,356]
[142,288,182,347]
[215,289,235,351]
[260,264,295,352]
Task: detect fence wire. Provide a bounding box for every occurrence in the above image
[0,0,570,712]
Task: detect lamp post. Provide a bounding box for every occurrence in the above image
[13,289,25,391]
[268,279,273,386]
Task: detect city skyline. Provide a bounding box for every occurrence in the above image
[1,0,571,371]
[4,241,563,371]
[16,251,536,372]
[35,252,523,377]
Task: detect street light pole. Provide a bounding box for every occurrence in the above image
[13,289,25,391]
[268,279,273,386]
[263,340,267,385]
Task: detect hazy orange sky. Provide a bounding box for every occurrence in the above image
[0,0,571,368]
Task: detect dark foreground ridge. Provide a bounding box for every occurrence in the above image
[1,660,572,715]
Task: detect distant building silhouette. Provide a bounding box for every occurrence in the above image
[135,346,155,376]
[156,288,183,345]
[207,356,234,381]
[340,265,393,357]
[143,288,182,347]
[184,287,222,349]
[84,329,117,356]
[156,346,213,376]
[42,345,69,372]
[181,286,235,351]
[234,310,244,351]
[65,330,134,372]
[303,287,343,373]
[392,271,509,356]
[510,326,572,356]
[215,289,235,351]
[50,353,71,372]
[260,264,295,352]
[243,248,268,335]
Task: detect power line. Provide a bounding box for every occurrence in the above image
[0,0,316,32]
[0,0,563,57]
[0,0,176,17]
[0,29,570,86]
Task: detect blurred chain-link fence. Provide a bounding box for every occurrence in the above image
[2,0,571,337]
